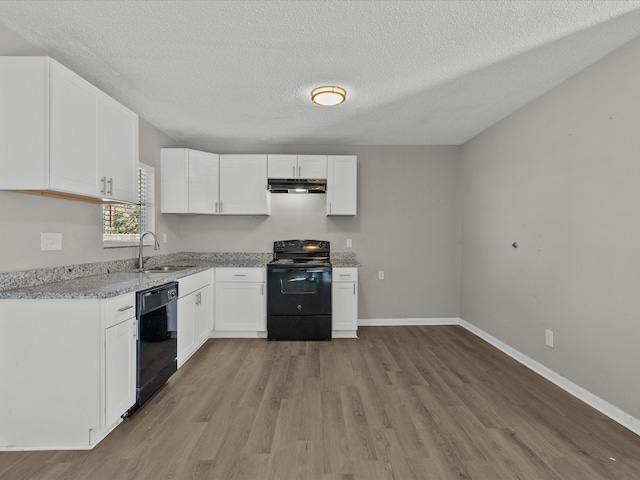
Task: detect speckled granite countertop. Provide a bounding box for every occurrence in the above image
[0,252,359,300]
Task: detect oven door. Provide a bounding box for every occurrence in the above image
[267,265,332,316]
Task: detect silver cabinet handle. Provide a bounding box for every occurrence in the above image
[353,284,356,295]
[329,202,332,214]
[339,274,351,277]
[118,305,134,312]
[107,177,113,196]
[234,274,246,277]
[132,321,138,339]
[195,292,202,306]
[298,165,301,177]
[220,202,223,213]
[215,202,218,213]
[260,284,264,295]
[100,176,107,194]
[293,165,296,177]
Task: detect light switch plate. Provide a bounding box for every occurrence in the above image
[41,233,62,251]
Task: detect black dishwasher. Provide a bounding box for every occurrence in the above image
[129,281,178,415]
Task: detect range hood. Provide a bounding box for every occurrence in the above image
[268,178,326,193]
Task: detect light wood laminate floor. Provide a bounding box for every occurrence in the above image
[2,326,640,479]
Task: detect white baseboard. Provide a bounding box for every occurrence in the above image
[332,330,358,339]
[358,317,460,327]
[210,331,268,339]
[458,319,640,437]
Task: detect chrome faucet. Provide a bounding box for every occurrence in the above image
[138,231,160,270]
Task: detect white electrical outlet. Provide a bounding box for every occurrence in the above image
[346,239,353,248]
[378,271,384,280]
[41,233,62,251]
[545,329,554,348]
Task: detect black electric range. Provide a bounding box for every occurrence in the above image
[266,240,332,340]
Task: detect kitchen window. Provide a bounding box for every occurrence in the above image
[103,163,155,248]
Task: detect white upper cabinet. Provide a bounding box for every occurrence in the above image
[0,56,139,203]
[219,154,270,215]
[298,155,327,179]
[161,148,220,214]
[97,93,139,203]
[268,154,327,179]
[267,154,296,178]
[326,155,357,215]
[162,150,269,215]
[49,59,100,197]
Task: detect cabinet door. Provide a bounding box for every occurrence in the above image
[161,148,189,213]
[105,317,136,425]
[189,150,219,214]
[298,155,327,179]
[97,93,138,203]
[0,56,50,190]
[49,60,100,197]
[219,154,270,215]
[177,294,196,368]
[332,281,358,331]
[194,286,211,346]
[215,282,266,331]
[267,154,297,178]
[327,155,357,215]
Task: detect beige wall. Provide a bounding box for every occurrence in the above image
[461,35,640,418]
[0,22,182,272]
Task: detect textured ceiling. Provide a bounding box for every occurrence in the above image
[1,1,640,146]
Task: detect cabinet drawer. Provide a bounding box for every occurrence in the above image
[104,292,136,327]
[178,269,212,297]
[216,267,265,283]
[333,268,358,282]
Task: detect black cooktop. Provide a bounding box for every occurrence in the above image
[269,258,332,267]
[271,240,330,264]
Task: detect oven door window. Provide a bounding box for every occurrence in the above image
[281,273,318,294]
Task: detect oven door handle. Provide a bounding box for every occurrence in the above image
[273,267,330,274]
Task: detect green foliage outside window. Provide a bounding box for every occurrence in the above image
[104,203,141,235]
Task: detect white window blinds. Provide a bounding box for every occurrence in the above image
[103,163,155,248]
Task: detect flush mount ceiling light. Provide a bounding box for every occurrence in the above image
[311,86,346,106]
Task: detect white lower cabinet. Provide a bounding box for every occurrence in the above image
[214,267,266,337]
[332,267,358,338]
[178,269,213,368]
[0,292,137,451]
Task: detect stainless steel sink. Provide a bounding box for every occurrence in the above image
[139,265,196,273]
